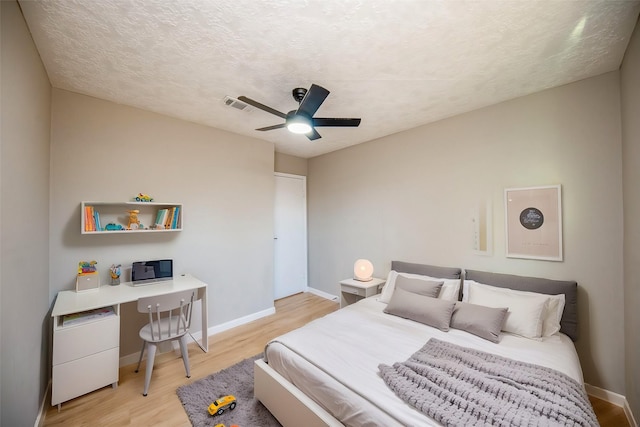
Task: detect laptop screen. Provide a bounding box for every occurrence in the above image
[131,259,173,285]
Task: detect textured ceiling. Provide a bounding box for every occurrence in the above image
[19,0,640,158]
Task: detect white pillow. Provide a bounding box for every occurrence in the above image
[462,280,566,337]
[464,280,549,339]
[380,270,460,303]
[380,270,398,303]
[542,294,565,337]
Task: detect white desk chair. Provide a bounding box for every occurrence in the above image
[135,289,195,396]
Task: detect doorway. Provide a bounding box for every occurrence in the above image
[274,173,308,299]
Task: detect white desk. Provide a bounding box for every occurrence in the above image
[51,274,208,407]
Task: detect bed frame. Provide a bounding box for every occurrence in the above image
[254,262,578,426]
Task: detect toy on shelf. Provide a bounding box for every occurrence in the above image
[104,223,124,231]
[126,210,140,230]
[109,264,121,286]
[208,395,237,416]
[78,260,98,275]
[134,193,154,202]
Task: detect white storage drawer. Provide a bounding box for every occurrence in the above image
[341,285,366,297]
[53,315,119,365]
[52,347,119,405]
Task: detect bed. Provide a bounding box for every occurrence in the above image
[254,261,593,426]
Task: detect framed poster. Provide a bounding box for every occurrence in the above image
[504,185,562,261]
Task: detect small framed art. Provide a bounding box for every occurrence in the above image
[504,185,562,261]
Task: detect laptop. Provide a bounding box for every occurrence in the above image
[131,259,173,286]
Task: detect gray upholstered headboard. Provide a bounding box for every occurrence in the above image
[464,270,578,341]
[391,260,462,280]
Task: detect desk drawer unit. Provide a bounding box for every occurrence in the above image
[53,316,119,364]
[52,347,119,406]
[52,312,120,407]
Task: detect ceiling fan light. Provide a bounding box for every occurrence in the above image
[287,115,312,134]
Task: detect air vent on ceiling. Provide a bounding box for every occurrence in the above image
[223,96,251,111]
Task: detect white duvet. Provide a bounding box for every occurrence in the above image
[265,296,584,427]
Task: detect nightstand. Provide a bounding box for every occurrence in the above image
[339,277,386,308]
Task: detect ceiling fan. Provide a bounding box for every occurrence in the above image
[238,84,361,141]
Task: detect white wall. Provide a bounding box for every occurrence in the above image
[49,89,275,355]
[621,17,640,421]
[1,1,52,425]
[308,72,624,394]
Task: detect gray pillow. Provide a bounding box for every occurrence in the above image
[450,302,508,343]
[395,275,443,298]
[384,287,455,331]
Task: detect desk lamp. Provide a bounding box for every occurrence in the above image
[353,259,374,282]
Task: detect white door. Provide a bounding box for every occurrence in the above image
[274,173,307,299]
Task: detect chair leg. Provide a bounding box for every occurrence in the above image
[135,341,146,373]
[179,335,191,378]
[142,343,157,396]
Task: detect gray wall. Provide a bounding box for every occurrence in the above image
[275,152,308,176]
[49,89,276,356]
[621,17,640,420]
[1,1,52,425]
[308,72,625,395]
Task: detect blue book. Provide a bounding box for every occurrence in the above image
[94,210,101,231]
[171,206,180,229]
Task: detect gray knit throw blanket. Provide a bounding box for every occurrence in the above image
[379,339,599,426]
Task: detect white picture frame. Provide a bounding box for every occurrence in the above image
[504,185,562,261]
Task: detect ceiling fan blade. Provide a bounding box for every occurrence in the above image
[306,128,322,141]
[238,96,287,119]
[256,123,286,131]
[296,84,330,118]
[313,118,361,127]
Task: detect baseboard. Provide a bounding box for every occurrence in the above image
[585,383,637,427]
[202,306,276,337]
[35,380,51,427]
[119,306,276,366]
[306,287,339,302]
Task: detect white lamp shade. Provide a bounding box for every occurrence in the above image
[353,259,374,282]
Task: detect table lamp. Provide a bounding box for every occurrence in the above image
[353,259,374,282]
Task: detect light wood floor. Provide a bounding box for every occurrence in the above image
[43,293,629,427]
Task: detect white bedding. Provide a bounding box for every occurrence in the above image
[265,296,584,427]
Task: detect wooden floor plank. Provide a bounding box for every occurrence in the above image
[43,292,629,426]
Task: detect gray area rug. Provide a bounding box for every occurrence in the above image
[176,354,282,427]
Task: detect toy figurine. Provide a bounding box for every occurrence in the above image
[78,260,98,275]
[109,264,121,286]
[104,223,124,231]
[134,193,154,202]
[208,395,237,416]
[127,209,140,230]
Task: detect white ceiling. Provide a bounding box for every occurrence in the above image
[19,0,640,159]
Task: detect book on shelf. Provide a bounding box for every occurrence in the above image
[62,306,116,326]
[155,208,168,228]
[93,209,101,231]
[164,207,175,229]
[171,206,180,229]
[84,205,96,232]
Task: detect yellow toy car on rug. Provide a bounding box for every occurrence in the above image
[208,395,237,416]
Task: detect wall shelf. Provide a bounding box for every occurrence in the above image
[81,201,183,234]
